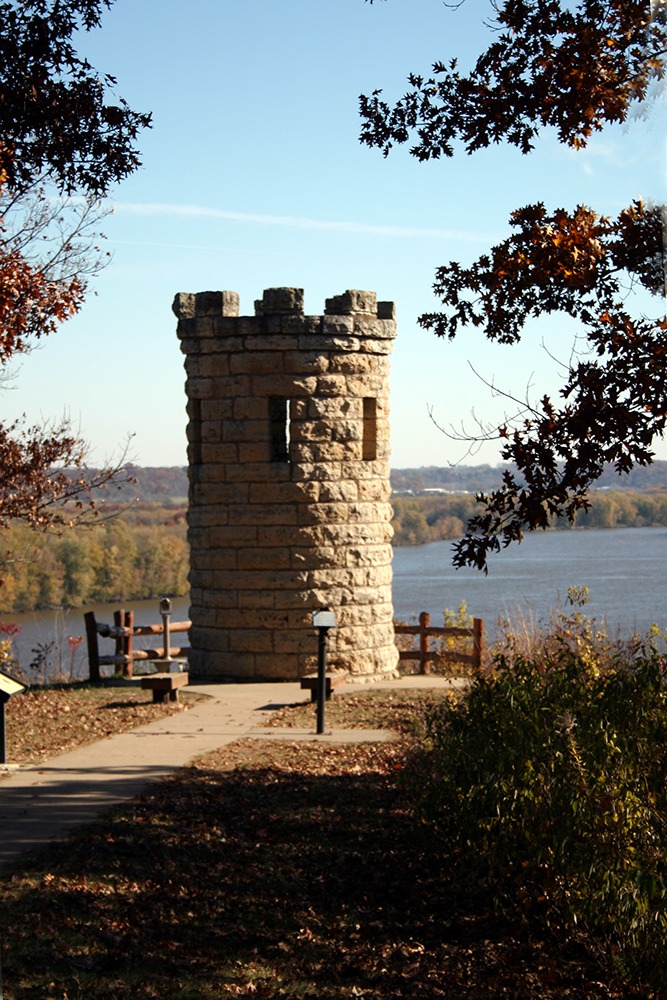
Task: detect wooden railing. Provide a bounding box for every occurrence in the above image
[84,606,483,681]
[84,608,191,682]
[394,611,484,674]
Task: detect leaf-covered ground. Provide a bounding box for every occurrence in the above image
[0,689,652,999]
[2,683,200,771]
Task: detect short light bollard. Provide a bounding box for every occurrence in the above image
[312,608,336,735]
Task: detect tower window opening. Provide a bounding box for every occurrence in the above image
[269,396,291,462]
[190,398,203,466]
[362,397,377,461]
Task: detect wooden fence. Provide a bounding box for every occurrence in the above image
[394,611,484,674]
[84,607,484,681]
[84,608,191,682]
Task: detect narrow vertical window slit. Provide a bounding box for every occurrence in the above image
[363,397,377,461]
[269,396,290,462]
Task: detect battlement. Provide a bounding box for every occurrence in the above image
[172,287,396,322]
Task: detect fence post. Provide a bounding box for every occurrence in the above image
[125,610,134,677]
[84,611,100,682]
[419,611,431,675]
[113,610,127,677]
[473,617,484,671]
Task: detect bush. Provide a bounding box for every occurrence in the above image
[416,627,667,989]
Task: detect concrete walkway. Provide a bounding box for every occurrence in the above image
[0,676,456,868]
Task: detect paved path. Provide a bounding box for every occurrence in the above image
[0,676,456,867]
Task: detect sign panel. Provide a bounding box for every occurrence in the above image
[0,670,26,699]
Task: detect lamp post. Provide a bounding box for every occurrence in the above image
[311,608,336,735]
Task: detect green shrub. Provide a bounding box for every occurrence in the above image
[416,635,667,988]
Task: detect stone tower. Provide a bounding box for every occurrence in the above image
[173,287,398,680]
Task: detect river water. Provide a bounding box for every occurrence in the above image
[3,526,665,679]
[391,526,667,634]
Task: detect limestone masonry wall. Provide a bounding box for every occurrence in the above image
[173,287,398,679]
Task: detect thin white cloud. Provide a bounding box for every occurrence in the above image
[109,199,494,242]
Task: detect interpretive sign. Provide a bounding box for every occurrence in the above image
[0,669,27,765]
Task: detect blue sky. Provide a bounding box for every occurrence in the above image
[5,0,666,469]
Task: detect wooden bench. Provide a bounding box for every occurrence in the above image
[141,672,189,703]
[300,672,347,703]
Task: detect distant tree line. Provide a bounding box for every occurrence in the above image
[391,491,667,546]
[0,505,187,612]
[390,461,667,496]
[82,461,667,508]
[1,490,666,611]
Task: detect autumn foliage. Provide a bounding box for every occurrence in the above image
[361,0,666,158]
[362,0,666,570]
[0,1,150,533]
[422,199,667,569]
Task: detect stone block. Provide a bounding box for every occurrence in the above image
[297,441,354,464]
[324,289,377,315]
[284,351,329,374]
[315,375,349,397]
[215,652,257,678]
[354,318,397,340]
[173,292,196,319]
[329,355,383,375]
[228,503,298,526]
[185,376,215,400]
[253,653,300,680]
[230,353,286,375]
[255,287,304,315]
[257,524,321,547]
[290,545,339,569]
[225,463,292,483]
[357,479,391,501]
[199,588,239,609]
[221,610,289,631]
[319,315,355,336]
[314,336,362,353]
[317,480,359,503]
[237,590,276,610]
[229,629,274,653]
[273,630,319,654]
[221,420,267,444]
[345,375,387,397]
[306,396,354,420]
[289,461,342,483]
[250,375,318,397]
[201,399,234,421]
[237,442,271,463]
[331,419,362,443]
[248,335,299,351]
[209,525,257,546]
[188,569,214,590]
[186,290,240,316]
[345,545,393,568]
[238,547,292,570]
[273,587,330,610]
[192,482,249,505]
[297,501,351,526]
[198,443,238,465]
[248,480,317,504]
